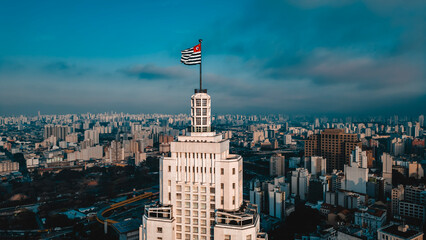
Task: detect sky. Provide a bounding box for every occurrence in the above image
[0,0,425,116]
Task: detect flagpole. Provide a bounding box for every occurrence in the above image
[199,39,202,91]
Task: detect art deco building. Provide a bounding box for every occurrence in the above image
[140,89,267,240]
[304,129,361,173]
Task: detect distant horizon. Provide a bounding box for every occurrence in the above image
[1,1,425,116]
[1,110,424,121]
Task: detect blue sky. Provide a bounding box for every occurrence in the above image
[0,0,425,116]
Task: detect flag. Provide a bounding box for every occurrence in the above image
[181,43,201,65]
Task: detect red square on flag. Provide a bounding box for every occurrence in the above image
[193,43,201,52]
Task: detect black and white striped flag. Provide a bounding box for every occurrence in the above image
[181,43,201,65]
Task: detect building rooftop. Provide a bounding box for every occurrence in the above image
[112,218,141,234]
[356,207,386,218]
[379,224,423,239]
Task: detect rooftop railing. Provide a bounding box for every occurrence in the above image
[215,201,258,227]
[144,203,173,220]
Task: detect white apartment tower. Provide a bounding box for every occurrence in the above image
[140,89,267,240]
[343,146,368,194]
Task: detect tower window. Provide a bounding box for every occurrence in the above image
[202,108,207,115]
[202,99,207,106]
[196,99,201,106]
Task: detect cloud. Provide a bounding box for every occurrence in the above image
[0,0,424,116]
[0,59,24,72]
[263,48,424,90]
[42,61,91,76]
[119,64,190,80]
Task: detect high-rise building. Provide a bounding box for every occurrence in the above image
[406,122,413,137]
[291,168,310,200]
[330,170,345,192]
[304,129,361,173]
[249,180,264,214]
[398,185,426,223]
[381,153,393,197]
[268,186,286,220]
[391,185,404,218]
[283,134,292,145]
[308,177,328,203]
[270,154,285,177]
[414,122,420,138]
[343,146,368,194]
[65,133,79,143]
[309,156,326,177]
[252,131,265,143]
[44,125,70,141]
[140,89,267,240]
[84,130,99,145]
[391,138,405,156]
[419,114,424,127]
[109,140,123,162]
[314,118,320,128]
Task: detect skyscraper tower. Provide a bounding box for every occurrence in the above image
[304,129,361,173]
[140,89,267,240]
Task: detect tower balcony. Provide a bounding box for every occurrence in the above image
[144,203,173,220]
[215,201,258,227]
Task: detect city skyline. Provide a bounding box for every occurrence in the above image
[1,0,425,116]
[1,1,426,239]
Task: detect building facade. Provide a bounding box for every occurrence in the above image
[398,185,426,223]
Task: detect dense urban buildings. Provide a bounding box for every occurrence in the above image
[0,110,425,239]
[1,0,424,239]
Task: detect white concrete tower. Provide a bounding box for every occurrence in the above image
[140,89,267,240]
[191,90,212,133]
